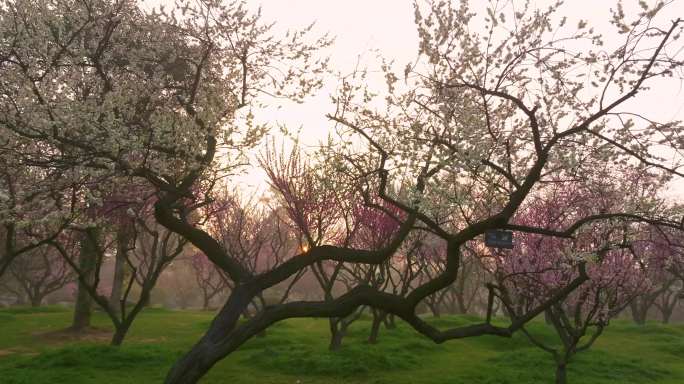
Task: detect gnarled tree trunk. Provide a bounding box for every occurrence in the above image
[164,287,253,384]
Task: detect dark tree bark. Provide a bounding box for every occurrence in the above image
[367,309,386,344]
[163,286,253,384]
[544,310,554,325]
[29,293,43,307]
[555,362,567,384]
[109,226,131,314]
[653,282,682,324]
[327,307,364,350]
[111,320,133,346]
[328,320,345,351]
[71,228,99,331]
[428,302,441,317]
[661,307,673,324]
[629,300,650,325]
[384,313,396,329]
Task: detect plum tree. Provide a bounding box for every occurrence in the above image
[0,1,683,383]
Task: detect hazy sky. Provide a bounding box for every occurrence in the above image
[249,0,684,134]
[149,0,684,197]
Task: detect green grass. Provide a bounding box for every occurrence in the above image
[0,306,682,383]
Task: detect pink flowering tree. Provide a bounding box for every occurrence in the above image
[494,237,648,384]
[486,172,672,384]
[262,143,355,349]
[261,143,342,250]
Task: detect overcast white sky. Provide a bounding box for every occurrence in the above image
[247,2,684,129]
[149,0,684,197]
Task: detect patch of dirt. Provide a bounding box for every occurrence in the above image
[138,337,167,343]
[36,327,113,344]
[0,347,39,358]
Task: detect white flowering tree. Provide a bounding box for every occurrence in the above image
[0,151,82,277]
[1,1,684,383]
[323,0,684,377]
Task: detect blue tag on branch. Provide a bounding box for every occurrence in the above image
[484,230,514,249]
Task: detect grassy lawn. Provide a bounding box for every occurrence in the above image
[0,306,682,383]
